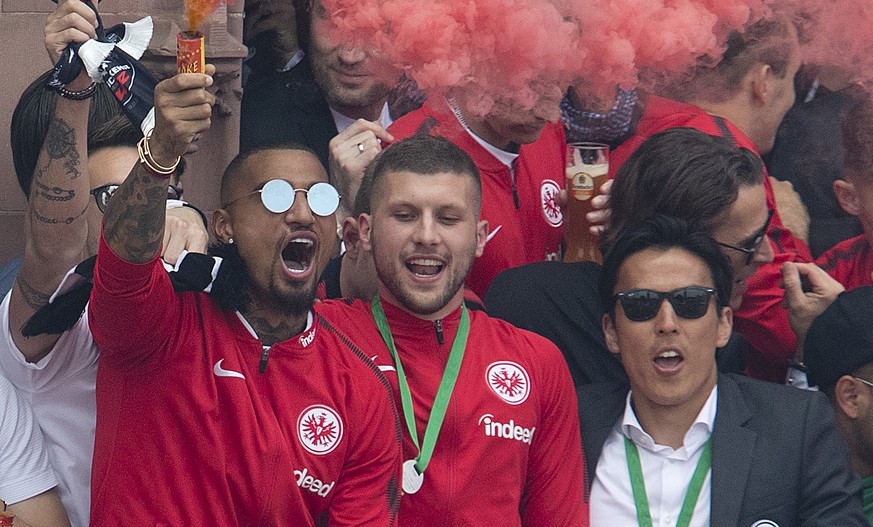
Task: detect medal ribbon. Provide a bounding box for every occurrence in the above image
[371,296,470,475]
[624,436,712,527]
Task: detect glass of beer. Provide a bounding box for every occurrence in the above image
[563,142,609,264]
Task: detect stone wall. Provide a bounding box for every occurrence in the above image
[0,0,246,266]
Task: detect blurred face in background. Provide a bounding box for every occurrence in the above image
[309,0,396,121]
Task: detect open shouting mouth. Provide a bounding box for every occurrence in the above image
[282,236,316,276]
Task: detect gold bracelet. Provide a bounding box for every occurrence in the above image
[137,130,180,178]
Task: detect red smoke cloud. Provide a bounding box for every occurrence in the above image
[563,0,770,99]
[185,0,235,32]
[773,0,873,89]
[324,0,873,106]
[325,0,583,113]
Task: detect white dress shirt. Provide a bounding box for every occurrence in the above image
[330,102,393,134]
[590,386,717,527]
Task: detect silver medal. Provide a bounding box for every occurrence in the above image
[402,459,424,494]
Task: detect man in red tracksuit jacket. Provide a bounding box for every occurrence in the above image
[609,16,808,382]
[388,94,566,299]
[89,71,401,526]
[816,235,873,291]
[319,134,587,526]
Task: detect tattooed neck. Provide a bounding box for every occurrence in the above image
[14,275,51,311]
[243,309,308,347]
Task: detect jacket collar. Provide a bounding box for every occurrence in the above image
[710,373,756,527]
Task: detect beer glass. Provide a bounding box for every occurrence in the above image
[563,143,608,264]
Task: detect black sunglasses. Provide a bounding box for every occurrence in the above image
[716,209,774,266]
[91,184,183,213]
[615,286,717,322]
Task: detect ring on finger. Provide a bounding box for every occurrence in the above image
[356,142,365,153]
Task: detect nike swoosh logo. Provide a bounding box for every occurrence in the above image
[214,359,245,380]
[371,355,396,373]
[485,225,502,245]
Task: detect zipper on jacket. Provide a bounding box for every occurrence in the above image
[434,319,444,345]
[259,346,270,373]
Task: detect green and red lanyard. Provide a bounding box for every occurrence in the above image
[624,435,712,527]
[371,296,470,494]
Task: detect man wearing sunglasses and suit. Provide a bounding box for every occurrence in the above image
[583,214,866,527]
[87,66,401,524]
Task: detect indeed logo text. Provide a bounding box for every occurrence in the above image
[294,467,335,497]
[478,414,535,444]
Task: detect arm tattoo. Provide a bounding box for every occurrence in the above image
[32,202,88,225]
[102,166,169,263]
[29,117,86,225]
[33,169,75,202]
[14,275,51,310]
[45,118,76,158]
[43,118,81,179]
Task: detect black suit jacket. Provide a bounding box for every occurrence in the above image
[578,373,867,527]
[240,59,338,170]
[485,261,626,386]
[240,60,425,171]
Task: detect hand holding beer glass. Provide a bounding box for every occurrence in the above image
[564,143,608,263]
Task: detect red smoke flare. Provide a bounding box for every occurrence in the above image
[323,0,768,107]
[185,0,235,32]
[325,0,873,108]
[566,0,770,100]
[772,0,873,89]
[325,0,583,114]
